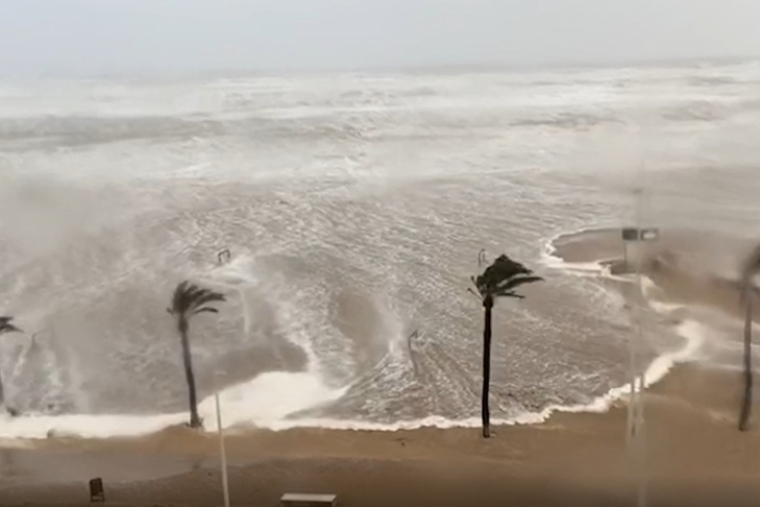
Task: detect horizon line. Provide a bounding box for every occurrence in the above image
[1,54,759,81]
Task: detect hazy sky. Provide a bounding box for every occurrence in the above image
[1,0,760,75]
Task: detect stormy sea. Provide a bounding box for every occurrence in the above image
[1,60,759,438]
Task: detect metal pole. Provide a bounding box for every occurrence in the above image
[633,187,643,438]
[626,304,637,447]
[626,209,641,448]
[633,185,647,507]
[215,392,230,507]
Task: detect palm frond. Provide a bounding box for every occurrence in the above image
[194,307,219,315]
[170,281,191,314]
[495,291,525,299]
[192,291,226,310]
[495,275,544,294]
[182,284,205,308]
[170,281,226,318]
[473,254,542,299]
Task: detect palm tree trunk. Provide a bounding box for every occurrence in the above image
[0,373,4,410]
[179,317,202,428]
[482,295,493,438]
[740,286,753,432]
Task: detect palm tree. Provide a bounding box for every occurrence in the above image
[0,317,22,415]
[471,254,542,438]
[739,245,760,431]
[167,281,225,428]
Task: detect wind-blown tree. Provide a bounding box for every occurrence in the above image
[0,317,22,415]
[739,245,760,431]
[167,282,225,428]
[471,254,543,438]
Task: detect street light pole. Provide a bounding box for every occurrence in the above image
[625,189,644,448]
[215,391,230,507]
[632,186,647,507]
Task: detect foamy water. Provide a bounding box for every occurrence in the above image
[1,62,760,439]
[0,244,709,439]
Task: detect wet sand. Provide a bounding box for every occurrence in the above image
[555,227,760,322]
[0,363,758,506]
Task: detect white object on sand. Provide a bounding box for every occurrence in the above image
[281,493,338,507]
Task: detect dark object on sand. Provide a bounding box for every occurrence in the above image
[470,254,543,438]
[167,281,226,429]
[281,493,337,507]
[89,477,104,502]
[0,317,22,415]
[739,244,760,431]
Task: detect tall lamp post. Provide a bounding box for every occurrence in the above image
[214,373,230,507]
[621,184,659,507]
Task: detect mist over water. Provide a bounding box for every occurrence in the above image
[1,61,760,438]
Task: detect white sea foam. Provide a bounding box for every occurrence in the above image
[648,300,684,314]
[532,229,708,424]
[196,253,259,338]
[539,228,624,279]
[0,371,346,439]
[0,336,694,439]
[0,228,706,441]
[242,318,707,433]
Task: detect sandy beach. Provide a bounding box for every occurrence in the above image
[0,361,759,507]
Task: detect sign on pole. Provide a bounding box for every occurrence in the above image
[621,227,659,267]
[622,228,659,242]
[640,229,659,241]
[621,223,657,507]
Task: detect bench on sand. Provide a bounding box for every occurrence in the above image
[280,493,338,507]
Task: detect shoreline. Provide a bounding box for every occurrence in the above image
[1,363,760,506]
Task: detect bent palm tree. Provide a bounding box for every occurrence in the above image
[0,317,22,414]
[739,245,760,431]
[168,282,225,428]
[471,254,542,438]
